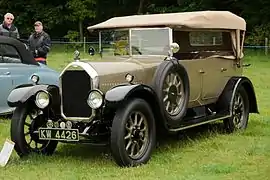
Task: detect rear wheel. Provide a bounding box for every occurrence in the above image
[223,86,250,133]
[110,98,156,167]
[11,104,58,157]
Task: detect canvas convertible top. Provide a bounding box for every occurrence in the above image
[0,36,38,65]
[87,11,246,31]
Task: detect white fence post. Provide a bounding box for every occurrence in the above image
[83,36,86,53]
[265,37,268,55]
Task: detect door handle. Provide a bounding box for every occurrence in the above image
[4,71,10,75]
[221,68,227,72]
[199,69,205,74]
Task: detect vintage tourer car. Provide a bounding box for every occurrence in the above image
[7,11,258,167]
[0,36,59,115]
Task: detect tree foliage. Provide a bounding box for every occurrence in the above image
[65,0,96,41]
[0,0,269,44]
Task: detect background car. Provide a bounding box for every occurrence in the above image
[0,36,59,115]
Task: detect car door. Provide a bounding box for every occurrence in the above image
[180,59,205,107]
[0,43,22,113]
[180,57,224,105]
[0,44,40,114]
[200,57,225,101]
[0,63,14,113]
[187,30,232,104]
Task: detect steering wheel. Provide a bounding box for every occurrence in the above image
[131,46,142,55]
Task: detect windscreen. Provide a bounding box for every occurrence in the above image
[100,27,171,57]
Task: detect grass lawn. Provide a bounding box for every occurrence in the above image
[0,48,270,179]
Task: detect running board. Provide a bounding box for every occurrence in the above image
[168,113,230,132]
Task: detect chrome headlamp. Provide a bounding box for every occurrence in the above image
[87,90,103,109]
[35,90,50,109]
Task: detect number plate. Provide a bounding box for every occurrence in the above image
[38,128,79,141]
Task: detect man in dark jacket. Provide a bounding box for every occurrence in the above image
[0,13,20,39]
[28,21,51,65]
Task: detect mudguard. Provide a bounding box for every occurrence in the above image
[217,76,259,114]
[105,83,167,129]
[105,84,158,103]
[7,84,50,107]
[105,84,140,102]
[232,77,259,113]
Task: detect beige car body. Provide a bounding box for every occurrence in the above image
[7,10,259,167]
[76,11,246,109]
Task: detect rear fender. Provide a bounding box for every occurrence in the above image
[217,77,259,114]
[232,77,259,113]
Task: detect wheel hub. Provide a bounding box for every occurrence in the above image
[162,72,184,116]
[132,128,143,140]
[168,85,178,103]
[232,93,245,128]
[235,108,242,114]
[30,115,47,142]
[29,121,39,142]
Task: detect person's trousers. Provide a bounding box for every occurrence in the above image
[35,57,47,65]
[37,60,47,65]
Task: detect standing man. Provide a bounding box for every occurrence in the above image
[28,21,51,65]
[0,13,20,39]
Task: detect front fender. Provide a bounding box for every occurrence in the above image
[105,84,141,102]
[8,84,50,107]
[105,84,161,104]
[105,84,168,130]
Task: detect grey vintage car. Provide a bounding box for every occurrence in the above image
[7,11,258,167]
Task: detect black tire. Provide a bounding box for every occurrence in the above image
[11,104,58,157]
[223,86,250,133]
[152,60,190,126]
[110,98,156,167]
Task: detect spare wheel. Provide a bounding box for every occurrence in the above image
[152,59,190,126]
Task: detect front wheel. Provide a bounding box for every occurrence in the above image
[223,86,250,133]
[11,104,58,157]
[110,98,156,167]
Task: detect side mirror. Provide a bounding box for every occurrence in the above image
[88,46,95,56]
[23,43,29,50]
[170,42,180,54]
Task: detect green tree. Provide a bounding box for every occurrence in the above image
[0,0,66,38]
[65,0,96,42]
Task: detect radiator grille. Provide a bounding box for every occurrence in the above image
[61,70,92,117]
